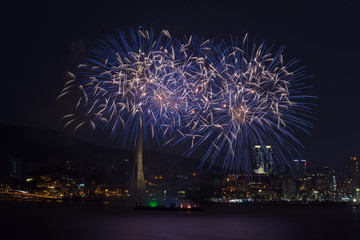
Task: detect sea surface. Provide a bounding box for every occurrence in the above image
[1,200,359,240]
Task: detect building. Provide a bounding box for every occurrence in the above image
[349,157,359,188]
[293,159,307,177]
[282,180,296,195]
[253,145,275,175]
[9,159,23,181]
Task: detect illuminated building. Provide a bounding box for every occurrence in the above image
[293,159,307,177]
[253,145,275,175]
[349,157,359,187]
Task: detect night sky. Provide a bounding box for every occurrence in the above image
[4,0,360,170]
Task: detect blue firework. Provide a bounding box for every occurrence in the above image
[58,27,195,149]
[58,29,315,175]
[178,35,315,174]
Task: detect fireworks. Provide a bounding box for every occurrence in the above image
[59,28,194,149]
[58,28,314,174]
[180,35,314,174]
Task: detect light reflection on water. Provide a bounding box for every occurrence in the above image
[94,215,295,240]
[1,201,360,240]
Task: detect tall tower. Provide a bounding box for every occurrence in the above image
[131,42,146,195]
[131,120,145,191]
[293,159,307,177]
[349,157,359,188]
[253,145,275,174]
[265,146,275,173]
[253,145,266,174]
[300,160,307,176]
[293,160,299,174]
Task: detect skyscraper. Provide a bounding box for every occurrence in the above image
[349,157,359,188]
[253,145,275,175]
[293,159,307,177]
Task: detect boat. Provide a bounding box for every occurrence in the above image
[134,202,204,211]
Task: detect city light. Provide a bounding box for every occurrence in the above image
[149,201,158,208]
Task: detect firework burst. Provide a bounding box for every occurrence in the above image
[58,27,197,149]
[180,35,315,174]
[58,29,314,175]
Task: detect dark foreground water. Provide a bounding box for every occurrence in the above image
[1,200,359,240]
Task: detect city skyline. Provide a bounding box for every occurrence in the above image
[2,1,360,240]
[3,137,360,204]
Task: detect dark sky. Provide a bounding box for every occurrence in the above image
[4,0,360,170]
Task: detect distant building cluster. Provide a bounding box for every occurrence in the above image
[1,149,360,204]
[215,156,360,203]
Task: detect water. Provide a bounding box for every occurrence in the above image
[1,201,359,240]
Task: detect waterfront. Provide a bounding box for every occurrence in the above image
[1,200,359,240]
